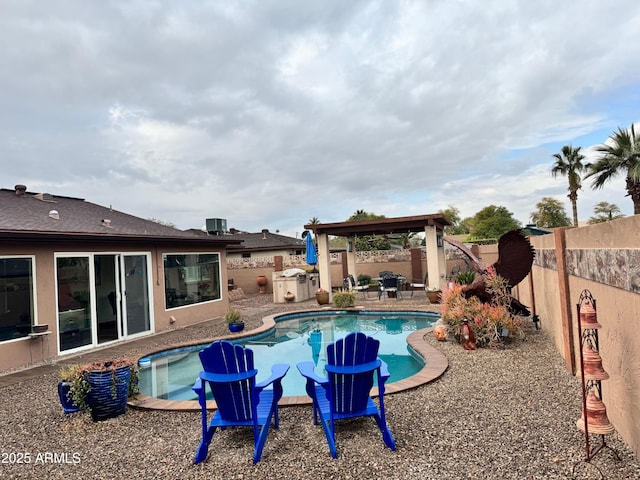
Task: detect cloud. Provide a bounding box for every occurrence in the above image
[1,0,639,236]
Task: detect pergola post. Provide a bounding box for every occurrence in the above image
[345,235,357,287]
[316,232,332,296]
[424,226,445,289]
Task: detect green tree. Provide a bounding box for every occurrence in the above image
[348,210,380,221]
[440,205,470,235]
[307,216,320,225]
[551,145,586,227]
[587,124,640,215]
[588,201,625,224]
[469,205,521,241]
[461,216,474,235]
[530,197,571,228]
[347,210,389,251]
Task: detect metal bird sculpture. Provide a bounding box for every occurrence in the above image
[445,229,535,316]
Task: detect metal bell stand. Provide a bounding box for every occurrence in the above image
[573,290,620,478]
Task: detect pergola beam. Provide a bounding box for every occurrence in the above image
[304,214,450,295]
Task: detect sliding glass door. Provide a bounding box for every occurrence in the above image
[57,257,92,351]
[57,253,152,353]
[122,254,151,336]
[94,255,119,344]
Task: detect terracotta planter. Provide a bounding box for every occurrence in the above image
[427,291,442,304]
[433,324,447,341]
[256,275,268,294]
[284,291,295,302]
[316,291,330,305]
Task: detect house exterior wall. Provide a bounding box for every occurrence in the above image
[0,240,229,372]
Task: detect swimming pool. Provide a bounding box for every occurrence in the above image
[138,310,439,401]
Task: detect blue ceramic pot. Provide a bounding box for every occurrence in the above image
[58,381,81,414]
[228,322,244,333]
[85,364,131,422]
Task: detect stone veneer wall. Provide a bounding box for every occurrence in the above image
[534,245,640,292]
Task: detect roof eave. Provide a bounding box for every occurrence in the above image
[0,230,243,246]
[304,214,450,236]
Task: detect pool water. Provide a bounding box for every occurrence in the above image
[138,310,438,400]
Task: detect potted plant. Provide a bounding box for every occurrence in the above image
[58,359,139,421]
[315,288,330,305]
[58,365,83,414]
[426,287,442,304]
[225,307,245,332]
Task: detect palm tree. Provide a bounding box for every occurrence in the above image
[586,124,640,215]
[588,201,624,224]
[551,145,586,226]
[303,217,321,240]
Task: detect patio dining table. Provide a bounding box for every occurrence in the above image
[372,276,407,292]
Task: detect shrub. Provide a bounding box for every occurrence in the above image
[440,275,524,347]
[333,291,356,308]
[225,308,243,324]
[454,271,476,285]
[357,274,372,286]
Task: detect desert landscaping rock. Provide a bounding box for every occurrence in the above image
[1,294,638,479]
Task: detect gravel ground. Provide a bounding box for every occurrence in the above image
[1,293,639,479]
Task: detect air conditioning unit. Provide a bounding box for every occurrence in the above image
[206,218,227,235]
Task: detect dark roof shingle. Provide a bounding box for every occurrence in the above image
[0,188,240,246]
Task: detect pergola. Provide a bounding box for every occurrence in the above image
[304,214,450,296]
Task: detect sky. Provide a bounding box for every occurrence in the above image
[2,1,640,238]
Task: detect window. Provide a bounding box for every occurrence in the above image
[163,253,221,309]
[241,252,251,259]
[0,257,35,342]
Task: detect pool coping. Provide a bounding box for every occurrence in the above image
[128,308,449,411]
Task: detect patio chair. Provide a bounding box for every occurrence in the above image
[296,332,396,458]
[345,274,369,299]
[192,340,289,464]
[409,273,428,297]
[378,274,401,300]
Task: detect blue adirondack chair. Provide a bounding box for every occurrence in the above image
[296,332,396,458]
[192,340,289,464]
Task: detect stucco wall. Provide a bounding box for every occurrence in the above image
[518,215,640,459]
